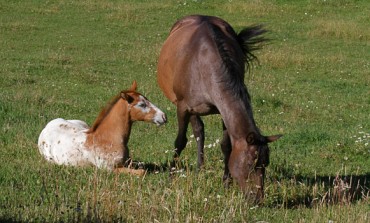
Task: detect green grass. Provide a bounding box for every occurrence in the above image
[0,0,369,222]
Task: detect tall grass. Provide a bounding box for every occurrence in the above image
[0,0,369,222]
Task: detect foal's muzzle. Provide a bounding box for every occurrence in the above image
[154,112,167,126]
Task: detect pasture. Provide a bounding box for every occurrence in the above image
[0,0,369,222]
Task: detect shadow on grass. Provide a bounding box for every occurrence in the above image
[128,160,167,172]
[132,160,369,208]
[0,216,128,223]
[130,160,197,174]
[266,170,369,208]
[0,218,22,223]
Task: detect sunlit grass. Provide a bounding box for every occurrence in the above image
[0,0,369,222]
[308,19,369,41]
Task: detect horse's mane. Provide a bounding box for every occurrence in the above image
[210,23,249,103]
[237,25,268,70]
[209,21,268,137]
[209,22,267,104]
[86,93,122,133]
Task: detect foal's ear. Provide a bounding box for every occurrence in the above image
[121,92,135,104]
[129,80,137,92]
[265,134,283,143]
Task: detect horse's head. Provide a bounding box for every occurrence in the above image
[121,81,167,126]
[229,133,282,203]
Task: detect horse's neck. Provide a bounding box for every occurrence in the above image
[218,97,259,139]
[86,99,132,152]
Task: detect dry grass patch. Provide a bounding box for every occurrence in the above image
[258,45,313,69]
[308,19,369,41]
[222,0,279,20]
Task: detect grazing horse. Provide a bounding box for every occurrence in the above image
[157,15,281,202]
[38,81,167,175]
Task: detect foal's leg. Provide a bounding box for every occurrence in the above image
[221,122,232,187]
[171,104,191,170]
[122,144,131,167]
[190,115,205,169]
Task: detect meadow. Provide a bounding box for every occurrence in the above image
[0,0,369,222]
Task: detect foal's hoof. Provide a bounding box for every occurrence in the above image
[115,167,146,176]
[130,168,146,176]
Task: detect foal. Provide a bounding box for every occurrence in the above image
[38,81,166,175]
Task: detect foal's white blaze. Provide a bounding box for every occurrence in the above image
[136,95,167,126]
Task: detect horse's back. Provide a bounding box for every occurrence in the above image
[38,118,90,166]
[157,15,233,105]
[157,16,202,104]
[168,15,232,38]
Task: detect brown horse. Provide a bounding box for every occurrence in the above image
[38,81,167,176]
[157,15,281,202]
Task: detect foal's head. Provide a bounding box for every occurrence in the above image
[88,81,166,134]
[121,81,167,126]
[230,133,282,203]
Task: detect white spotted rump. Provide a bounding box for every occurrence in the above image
[38,118,93,166]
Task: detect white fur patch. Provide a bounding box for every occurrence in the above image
[38,118,113,169]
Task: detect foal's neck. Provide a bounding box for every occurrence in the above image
[86,99,132,151]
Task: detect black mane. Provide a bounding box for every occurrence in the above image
[209,21,268,137]
[209,23,245,102]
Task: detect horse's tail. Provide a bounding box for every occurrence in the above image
[237,25,268,71]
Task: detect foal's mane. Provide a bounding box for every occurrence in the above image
[86,91,132,133]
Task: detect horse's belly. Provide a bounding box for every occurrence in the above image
[187,102,219,116]
[38,118,91,166]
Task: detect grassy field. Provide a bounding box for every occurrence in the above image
[0,0,369,222]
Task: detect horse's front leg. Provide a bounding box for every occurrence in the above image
[171,103,191,170]
[253,167,265,204]
[190,115,205,169]
[221,122,232,187]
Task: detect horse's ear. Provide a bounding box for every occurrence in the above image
[121,92,134,104]
[129,80,137,92]
[265,134,283,143]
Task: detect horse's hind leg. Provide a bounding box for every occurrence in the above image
[190,115,205,169]
[221,122,232,187]
[171,104,190,170]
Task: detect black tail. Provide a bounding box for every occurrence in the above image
[237,25,268,71]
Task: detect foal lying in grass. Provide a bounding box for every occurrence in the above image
[38,81,166,176]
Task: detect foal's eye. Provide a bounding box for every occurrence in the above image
[138,103,147,108]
